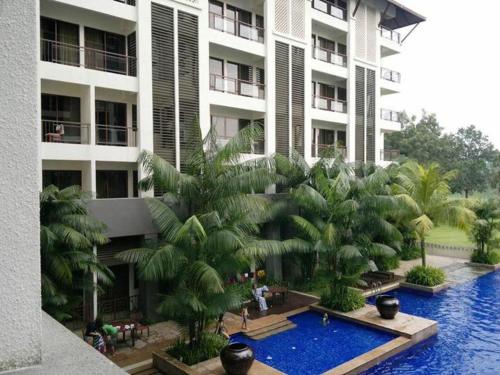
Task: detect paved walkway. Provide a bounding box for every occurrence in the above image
[393,255,467,277]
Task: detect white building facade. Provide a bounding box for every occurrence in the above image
[37,0,424,320]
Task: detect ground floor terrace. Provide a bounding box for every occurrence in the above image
[94,255,499,375]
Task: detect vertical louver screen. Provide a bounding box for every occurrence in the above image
[127,31,136,77]
[275,41,290,157]
[355,65,365,162]
[291,46,304,156]
[151,4,176,170]
[366,68,376,162]
[178,11,199,172]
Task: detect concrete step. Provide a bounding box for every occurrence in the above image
[251,322,297,340]
[245,319,294,338]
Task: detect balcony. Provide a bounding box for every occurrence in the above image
[42,120,90,144]
[96,125,137,147]
[381,68,401,83]
[312,46,347,67]
[381,109,400,122]
[381,149,400,162]
[312,144,347,158]
[217,136,265,155]
[312,0,347,21]
[209,12,264,43]
[380,26,401,44]
[41,39,137,77]
[312,95,347,113]
[210,74,264,99]
[380,67,401,95]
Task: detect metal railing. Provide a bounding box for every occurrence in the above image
[42,120,90,144]
[312,144,347,158]
[312,0,347,21]
[96,124,137,147]
[210,74,265,99]
[381,149,400,161]
[381,109,400,122]
[217,136,265,155]
[380,26,401,44]
[209,12,264,43]
[312,46,347,67]
[381,67,401,83]
[41,39,137,76]
[312,95,347,113]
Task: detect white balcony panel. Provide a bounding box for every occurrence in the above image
[311,108,348,124]
[49,0,137,22]
[380,37,401,57]
[40,62,138,92]
[380,78,400,95]
[311,58,348,79]
[41,143,139,162]
[208,29,265,57]
[311,9,348,33]
[209,90,266,113]
[380,119,401,132]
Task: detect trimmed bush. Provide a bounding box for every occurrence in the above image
[399,246,421,260]
[471,250,500,265]
[373,255,400,271]
[167,333,228,366]
[405,266,445,287]
[320,284,365,312]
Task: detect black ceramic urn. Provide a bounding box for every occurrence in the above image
[375,295,400,319]
[220,343,255,375]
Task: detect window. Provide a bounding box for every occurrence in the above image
[41,94,82,143]
[43,170,82,189]
[84,27,127,74]
[40,17,79,65]
[337,130,346,146]
[209,0,224,30]
[133,170,138,198]
[96,170,128,198]
[96,101,128,146]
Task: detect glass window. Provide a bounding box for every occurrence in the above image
[43,170,82,189]
[96,170,128,198]
[337,130,346,146]
[209,57,224,75]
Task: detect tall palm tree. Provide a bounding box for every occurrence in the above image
[40,185,112,321]
[118,124,295,346]
[392,161,475,266]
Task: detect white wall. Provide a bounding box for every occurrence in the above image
[0,0,42,371]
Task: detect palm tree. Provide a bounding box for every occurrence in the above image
[392,161,475,266]
[40,185,112,321]
[287,156,401,286]
[118,124,295,346]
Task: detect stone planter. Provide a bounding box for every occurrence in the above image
[220,343,255,375]
[375,295,400,319]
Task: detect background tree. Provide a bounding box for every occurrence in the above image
[469,197,500,264]
[40,185,112,321]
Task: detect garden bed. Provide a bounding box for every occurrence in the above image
[399,281,452,294]
[466,262,500,271]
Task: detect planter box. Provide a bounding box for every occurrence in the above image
[466,262,500,271]
[152,351,200,375]
[400,281,452,294]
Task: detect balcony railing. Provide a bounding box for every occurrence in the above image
[312,144,347,158]
[113,0,136,5]
[381,149,400,161]
[381,68,401,83]
[41,39,137,76]
[210,74,265,99]
[312,0,347,21]
[380,26,401,44]
[312,46,347,67]
[381,109,401,122]
[96,125,137,147]
[312,95,347,113]
[209,12,264,43]
[42,120,90,144]
[217,136,264,154]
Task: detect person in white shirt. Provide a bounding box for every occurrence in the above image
[252,284,269,311]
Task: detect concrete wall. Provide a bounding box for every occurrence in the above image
[0,0,42,371]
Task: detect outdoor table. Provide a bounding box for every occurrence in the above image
[112,321,137,347]
[268,286,288,305]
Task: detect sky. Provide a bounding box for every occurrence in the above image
[388,0,500,149]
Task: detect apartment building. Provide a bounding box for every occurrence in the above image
[37,0,424,320]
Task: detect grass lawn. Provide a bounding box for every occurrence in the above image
[427,225,474,247]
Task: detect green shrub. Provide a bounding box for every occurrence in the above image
[320,284,365,312]
[167,333,228,366]
[471,250,500,265]
[373,255,400,271]
[405,266,445,287]
[399,246,421,260]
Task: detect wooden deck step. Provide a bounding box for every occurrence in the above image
[243,314,296,340]
[251,322,297,340]
[245,319,294,338]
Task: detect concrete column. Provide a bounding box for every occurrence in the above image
[90,159,97,198]
[303,0,313,162]
[0,0,42,371]
[264,223,283,281]
[198,0,210,138]
[264,0,276,157]
[347,1,357,163]
[89,85,96,146]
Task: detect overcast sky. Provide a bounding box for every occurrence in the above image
[389,0,500,149]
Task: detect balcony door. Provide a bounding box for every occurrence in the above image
[96,101,127,146]
[41,94,81,143]
[85,27,127,74]
[226,5,252,39]
[209,0,224,30]
[209,57,224,91]
[96,170,128,198]
[40,17,79,66]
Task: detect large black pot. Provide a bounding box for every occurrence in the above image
[376,295,400,319]
[220,343,255,375]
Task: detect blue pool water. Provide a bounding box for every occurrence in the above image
[363,271,500,375]
[232,311,397,375]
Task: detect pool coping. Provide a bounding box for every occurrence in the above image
[466,261,500,271]
[399,281,453,294]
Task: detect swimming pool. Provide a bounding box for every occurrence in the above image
[232,311,397,375]
[365,270,500,375]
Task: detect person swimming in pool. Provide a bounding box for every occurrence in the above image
[322,313,330,326]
